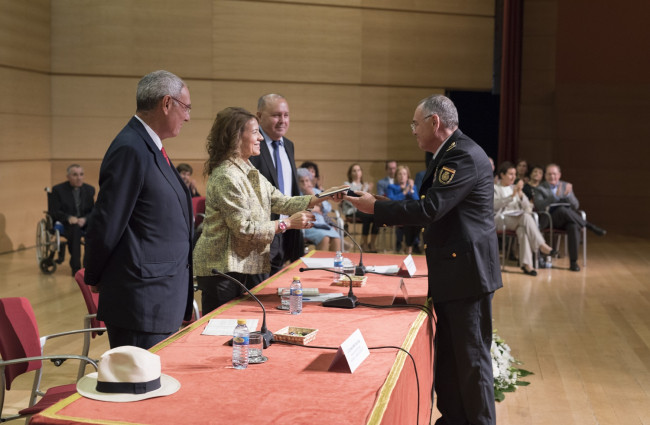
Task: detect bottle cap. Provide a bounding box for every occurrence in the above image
[237,319,246,325]
[293,276,300,281]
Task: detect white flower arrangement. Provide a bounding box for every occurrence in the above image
[491,330,532,402]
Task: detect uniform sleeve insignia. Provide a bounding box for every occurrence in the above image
[438,166,456,184]
[445,141,456,152]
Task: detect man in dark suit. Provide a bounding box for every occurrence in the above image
[250,94,304,275]
[49,164,95,276]
[533,163,606,271]
[343,95,502,425]
[84,70,194,350]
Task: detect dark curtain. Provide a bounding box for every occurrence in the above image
[497,0,523,164]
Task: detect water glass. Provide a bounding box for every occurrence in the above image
[248,333,264,363]
[280,289,291,310]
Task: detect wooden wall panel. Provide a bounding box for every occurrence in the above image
[50,0,214,78]
[0,161,51,254]
[213,1,362,84]
[267,0,494,16]
[361,9,494,89]
[0,0,50,72]
[3,0,497,252]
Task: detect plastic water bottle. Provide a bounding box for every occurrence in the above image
[289,276,303,315]
[232,319,249,369]
[544,256,552,268]
[333,251,344,283]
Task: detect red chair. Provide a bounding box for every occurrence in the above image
[0,297,99,423]
[74,269,107,380]
[192,196,206,229]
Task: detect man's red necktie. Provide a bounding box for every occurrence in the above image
[161,147,171,166]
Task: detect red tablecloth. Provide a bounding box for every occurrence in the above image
[33,252,434,425]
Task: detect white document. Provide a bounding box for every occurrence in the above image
[364,265,400,275]
[301,257,334,268]
[503,210,524,216]
[201,319,259,336]
[302,293,344,303]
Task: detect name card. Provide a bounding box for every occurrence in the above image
[328,329,370,373]
[396,254,417,277]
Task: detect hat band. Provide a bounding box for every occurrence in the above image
[96,377,161,395]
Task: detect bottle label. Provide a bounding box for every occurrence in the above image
[334,261,343,267]
[291,288,302,296]
[233,336,249,345]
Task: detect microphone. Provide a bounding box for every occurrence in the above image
[211,269,273,349]
[328,221,365,276]
[298,267,358,309]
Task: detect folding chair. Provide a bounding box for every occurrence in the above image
[0,297,100,423]
[74,269,107,380]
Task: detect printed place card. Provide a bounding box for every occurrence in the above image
[328,329,370,373]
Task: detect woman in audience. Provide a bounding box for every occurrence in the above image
[494,161,556,276]
[342,163,378,252]
[193,107,338,313]
[299,160,323,191]
[296,167,341,251]
[523,164,544,202]
[386,165,420,255]
[515,159,530,184]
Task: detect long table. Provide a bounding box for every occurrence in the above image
[33,252,434,425]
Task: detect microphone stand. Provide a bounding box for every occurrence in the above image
[211,269,273,349]
[328,221,365,276]
[298,267,358,309]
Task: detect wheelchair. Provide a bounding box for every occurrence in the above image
[36,188,67,274]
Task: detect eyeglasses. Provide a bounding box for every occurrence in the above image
[171,96,191,114]
[410,114,433,132]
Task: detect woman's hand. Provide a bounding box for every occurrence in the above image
[307,185,348,208]
[286,210,316,230]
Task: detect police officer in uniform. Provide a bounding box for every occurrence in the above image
[342,95,502,425]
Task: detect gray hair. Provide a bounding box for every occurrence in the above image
[136,70,186,112]
[66,164,82,174]
[418,95,459,130]
[296,167,313,180]
[257,93,286,112]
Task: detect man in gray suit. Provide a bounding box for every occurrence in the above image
[343,95,501,425]
[84,70,194,349]
[533,163,606,271]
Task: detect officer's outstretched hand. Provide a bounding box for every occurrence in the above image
[339,190,377,214]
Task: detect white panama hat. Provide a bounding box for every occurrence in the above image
[77,345,180,402]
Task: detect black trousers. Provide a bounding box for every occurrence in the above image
[106,324,174,350]
[63,223,84,273]
[196,272,268,315]
[538,206,585,263]
[434,293,496,425]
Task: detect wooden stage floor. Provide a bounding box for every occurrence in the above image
[1,234,649,424]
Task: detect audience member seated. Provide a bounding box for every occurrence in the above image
[297,168,341,251]
[386,165,420,255]
[515,159,529,184]
[533,163,607,272]
[176,163,201,197]
[299,161,323,191]
[376,159,397,196]
[341,163,378,252]
[494,162,556,276]
[523,164,544,201]
[50,164,95,276]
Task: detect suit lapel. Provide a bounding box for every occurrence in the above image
[419,130,461,195]
[130,118,193,232]
[259,129,279,188]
